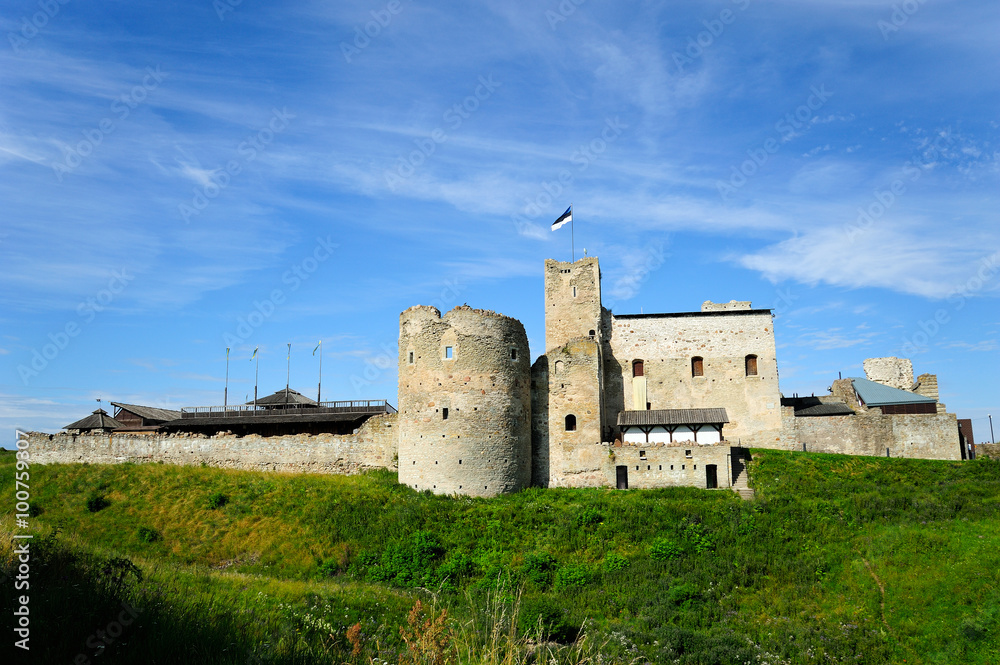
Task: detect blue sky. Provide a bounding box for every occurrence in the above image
[1,0,997,441]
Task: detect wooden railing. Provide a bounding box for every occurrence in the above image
[180,399,396,419]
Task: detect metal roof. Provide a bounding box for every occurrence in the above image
[111,402,181,422]
[849,377,937,407]
[617,408,729,427]
[65,408,123,431]
[781,397,855,417]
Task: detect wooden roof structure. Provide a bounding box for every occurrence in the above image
[65,408,123,432]
[617,408,729,427]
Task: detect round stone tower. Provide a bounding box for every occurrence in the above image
[398,304,531,497]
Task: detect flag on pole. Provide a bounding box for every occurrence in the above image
[251,346,258,361]
[287,343,291,359]
[313,340,321,355]
[552,205,572,230]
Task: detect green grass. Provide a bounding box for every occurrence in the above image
[2,448,999,664]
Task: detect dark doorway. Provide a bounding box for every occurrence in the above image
[616,465,628,490]
[705,464,718,489]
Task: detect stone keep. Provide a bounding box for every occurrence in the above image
[398,305,532,497]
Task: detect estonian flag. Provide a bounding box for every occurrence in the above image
[552,205,572,231]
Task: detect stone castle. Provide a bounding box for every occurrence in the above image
[27,256,970,496]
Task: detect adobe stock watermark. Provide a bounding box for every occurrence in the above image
[222,236,338,346]
[52,66,166,182]
[510,117,628,238]
[843,130,954,243]
[341,0,411,63]
[7,0,71,53]
[899,252,1000,356]
[672,0,752,74]
[383,75,501,190]
[604,243,667,311]
[178,107,295,223]
[213,0,244,21]
[716,84,833,200]
[878,0,930,40]
[72,602,142,664]
[351,278,462,394]
[18,269,134,385]
[545,0,589,30]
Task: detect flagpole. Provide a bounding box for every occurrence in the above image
[224,347,230,408]
[571,208,575,263]
[253,348,259,408]
[286,343,291,395]
[317,340,323,404]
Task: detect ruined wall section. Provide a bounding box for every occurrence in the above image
[791,412,961,460]
[914,373,946,413]
[607,310,783,447]
[398,305,531,497]
[863,357,914,391]
[534,337,605,487]
[26,413,398,473]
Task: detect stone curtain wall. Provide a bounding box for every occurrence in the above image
[792,411,961,460]
[607,310,784,447]
[613,442,734,490]
[26,413,399,473]
[397,305,532,497]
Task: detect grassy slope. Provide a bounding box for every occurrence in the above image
[2,449,999,664]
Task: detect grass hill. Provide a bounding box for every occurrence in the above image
[2,449,999,664]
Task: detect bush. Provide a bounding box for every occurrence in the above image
[86,495,110,513]
[603,553,630,571]
[576,506,603,528]
[206,492,228,509]
[136,526,161,543]
[519,597,577,643]
[554,564,591,590]
[649,537,682,561]
[521,551,557,588]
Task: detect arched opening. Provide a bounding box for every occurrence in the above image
[565,414,577,431]
[691,356,704,377]
[745,354,758,376]
[632,359,644,377]
[554,360,564,375]
[588,329,596,337]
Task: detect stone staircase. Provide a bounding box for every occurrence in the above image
[731,448,755,500]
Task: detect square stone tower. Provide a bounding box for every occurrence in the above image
[544,257,603,352]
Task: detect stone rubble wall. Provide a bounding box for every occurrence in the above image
[24,413,398,474]
[789,411,961,460]
[863,357,914,391]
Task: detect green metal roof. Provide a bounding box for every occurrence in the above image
[849,377,936,407]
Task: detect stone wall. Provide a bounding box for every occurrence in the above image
[863,357,914,391]
[397,305,531,497]
[790,411,961,460]
[606,309,784,447]
[612,442,735,489]
[26,413,398,473]
[976,443,1000,460]
[532,337,604,487]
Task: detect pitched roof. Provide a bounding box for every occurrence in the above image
[247,388,319,406]
[65,408,123,431]
[617,408,729,427]
[111,402,181,422]
[849,377,937,407]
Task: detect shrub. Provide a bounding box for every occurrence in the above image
[520,597,577,643]
[136,526,161,543]
[554,564,591,590]
[649,537,682,561]
[603,553,630,572]
[207,492,228,509]
[86,495,110,513]
[576,506,603,528]
[521,551,557,588]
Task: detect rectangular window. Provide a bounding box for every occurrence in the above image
[639,450,646,458]
[408,351,414,364]
[442,408,449,420]
[510,348,517,360]
[445,346,453,359]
